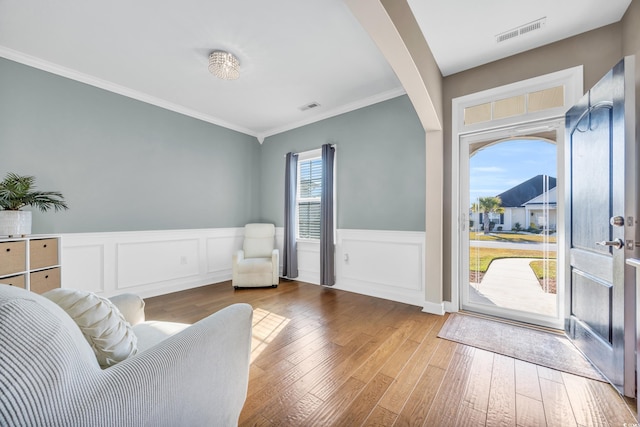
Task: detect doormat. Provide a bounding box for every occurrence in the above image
[438,313,606,382]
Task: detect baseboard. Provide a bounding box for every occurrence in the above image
[443,300,457,313]
[422,300,446,316]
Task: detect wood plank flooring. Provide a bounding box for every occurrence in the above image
[143,280,637,426]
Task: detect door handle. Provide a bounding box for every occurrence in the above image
[596,239,624,249]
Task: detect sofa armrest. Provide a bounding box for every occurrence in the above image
[98,303,253,425]
[109,293,146,326]
[232,249,245,280]
[233,249,245,263]
[272,249,280,283]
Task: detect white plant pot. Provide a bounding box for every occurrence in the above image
[0,211,32,237]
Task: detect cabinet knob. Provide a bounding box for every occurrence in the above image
[5,248,10,252]
[43,244,47,248]
[45,275,49,279]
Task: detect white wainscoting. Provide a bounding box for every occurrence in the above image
[61,228,244,298]
[335,229,425,307]
[61,228,427,307]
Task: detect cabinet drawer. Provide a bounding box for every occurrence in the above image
[0,274,26,289]
[30,267,61,294]
[30,238,59,270]
[0,240,27,276]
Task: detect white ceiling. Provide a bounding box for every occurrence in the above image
[0,0,632,141]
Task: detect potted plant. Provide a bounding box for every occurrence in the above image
[0,173,68,237]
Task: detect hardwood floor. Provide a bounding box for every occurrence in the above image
[144,280,637,426]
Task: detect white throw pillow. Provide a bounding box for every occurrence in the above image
[43,288,138,368]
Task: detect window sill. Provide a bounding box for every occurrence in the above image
[296,238,320,244]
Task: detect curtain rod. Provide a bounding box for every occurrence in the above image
[283,144,336,158]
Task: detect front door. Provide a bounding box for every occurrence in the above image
[565,57,636,396]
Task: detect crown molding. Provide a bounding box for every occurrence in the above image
[257,86,407,143]
[1,46,405,145]
[0,46,259,139]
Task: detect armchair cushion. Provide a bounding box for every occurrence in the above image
[43,288,138,368]
[243,223,276,258]
[236,255,274,274]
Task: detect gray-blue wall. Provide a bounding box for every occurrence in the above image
[0,58,262,233]
[260,96,425,231]
[1,58,425,233]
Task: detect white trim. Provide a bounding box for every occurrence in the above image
[450,66,583,317]
[259,88,406,141]
[453,66,584,135]
[0,47,259,139]
[297,148,322,161]
[60,227,427,308]
[334,229,425,307]
[422,300,445,315]
[458,121,565,330]
[0,46,406,144]
[61,228,244,298]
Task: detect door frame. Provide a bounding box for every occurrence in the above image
[459,121,564,329]
[450,66,584,314]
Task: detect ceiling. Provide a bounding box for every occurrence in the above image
[0,0,632,141]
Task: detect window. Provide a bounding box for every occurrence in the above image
[297,154,322,239]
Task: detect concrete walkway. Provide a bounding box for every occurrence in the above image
[469,258,557,316]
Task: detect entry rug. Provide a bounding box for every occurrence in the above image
[438,313,606,382]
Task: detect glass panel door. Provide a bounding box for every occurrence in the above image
[460,124,563,329]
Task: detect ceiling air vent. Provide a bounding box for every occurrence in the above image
[299,102,321,111]
[496,17,546,43]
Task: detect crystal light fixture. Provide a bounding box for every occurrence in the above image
[208,50,240,80]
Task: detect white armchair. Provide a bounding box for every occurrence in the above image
[232,223,279,288]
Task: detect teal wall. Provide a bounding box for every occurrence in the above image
[260,96,425,231]
[0,58,425,233]
[0,58,262,233]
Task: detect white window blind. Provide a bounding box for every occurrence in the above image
[297,157,322,239]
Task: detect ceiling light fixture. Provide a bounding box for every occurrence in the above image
[208,50,240,80]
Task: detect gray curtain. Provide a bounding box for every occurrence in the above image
[283,152,298,278]
[320,144,335,286]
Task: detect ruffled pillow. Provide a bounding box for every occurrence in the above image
[43,289,138,368]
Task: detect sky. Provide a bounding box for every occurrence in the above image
[469,139,557,204]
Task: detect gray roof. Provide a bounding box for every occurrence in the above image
[496,175,556,208]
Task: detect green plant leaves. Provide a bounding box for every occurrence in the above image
[0,173,68,212]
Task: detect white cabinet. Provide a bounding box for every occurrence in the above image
[0,236,61,294]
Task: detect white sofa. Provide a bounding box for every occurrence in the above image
[0,284,253,426]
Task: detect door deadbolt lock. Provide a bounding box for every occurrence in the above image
[610,216,625,227]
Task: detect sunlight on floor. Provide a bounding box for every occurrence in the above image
[250,307,290,363]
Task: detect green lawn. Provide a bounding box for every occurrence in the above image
[469,247,557,276]
[529,259,557,280]
[470,232,557,244]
